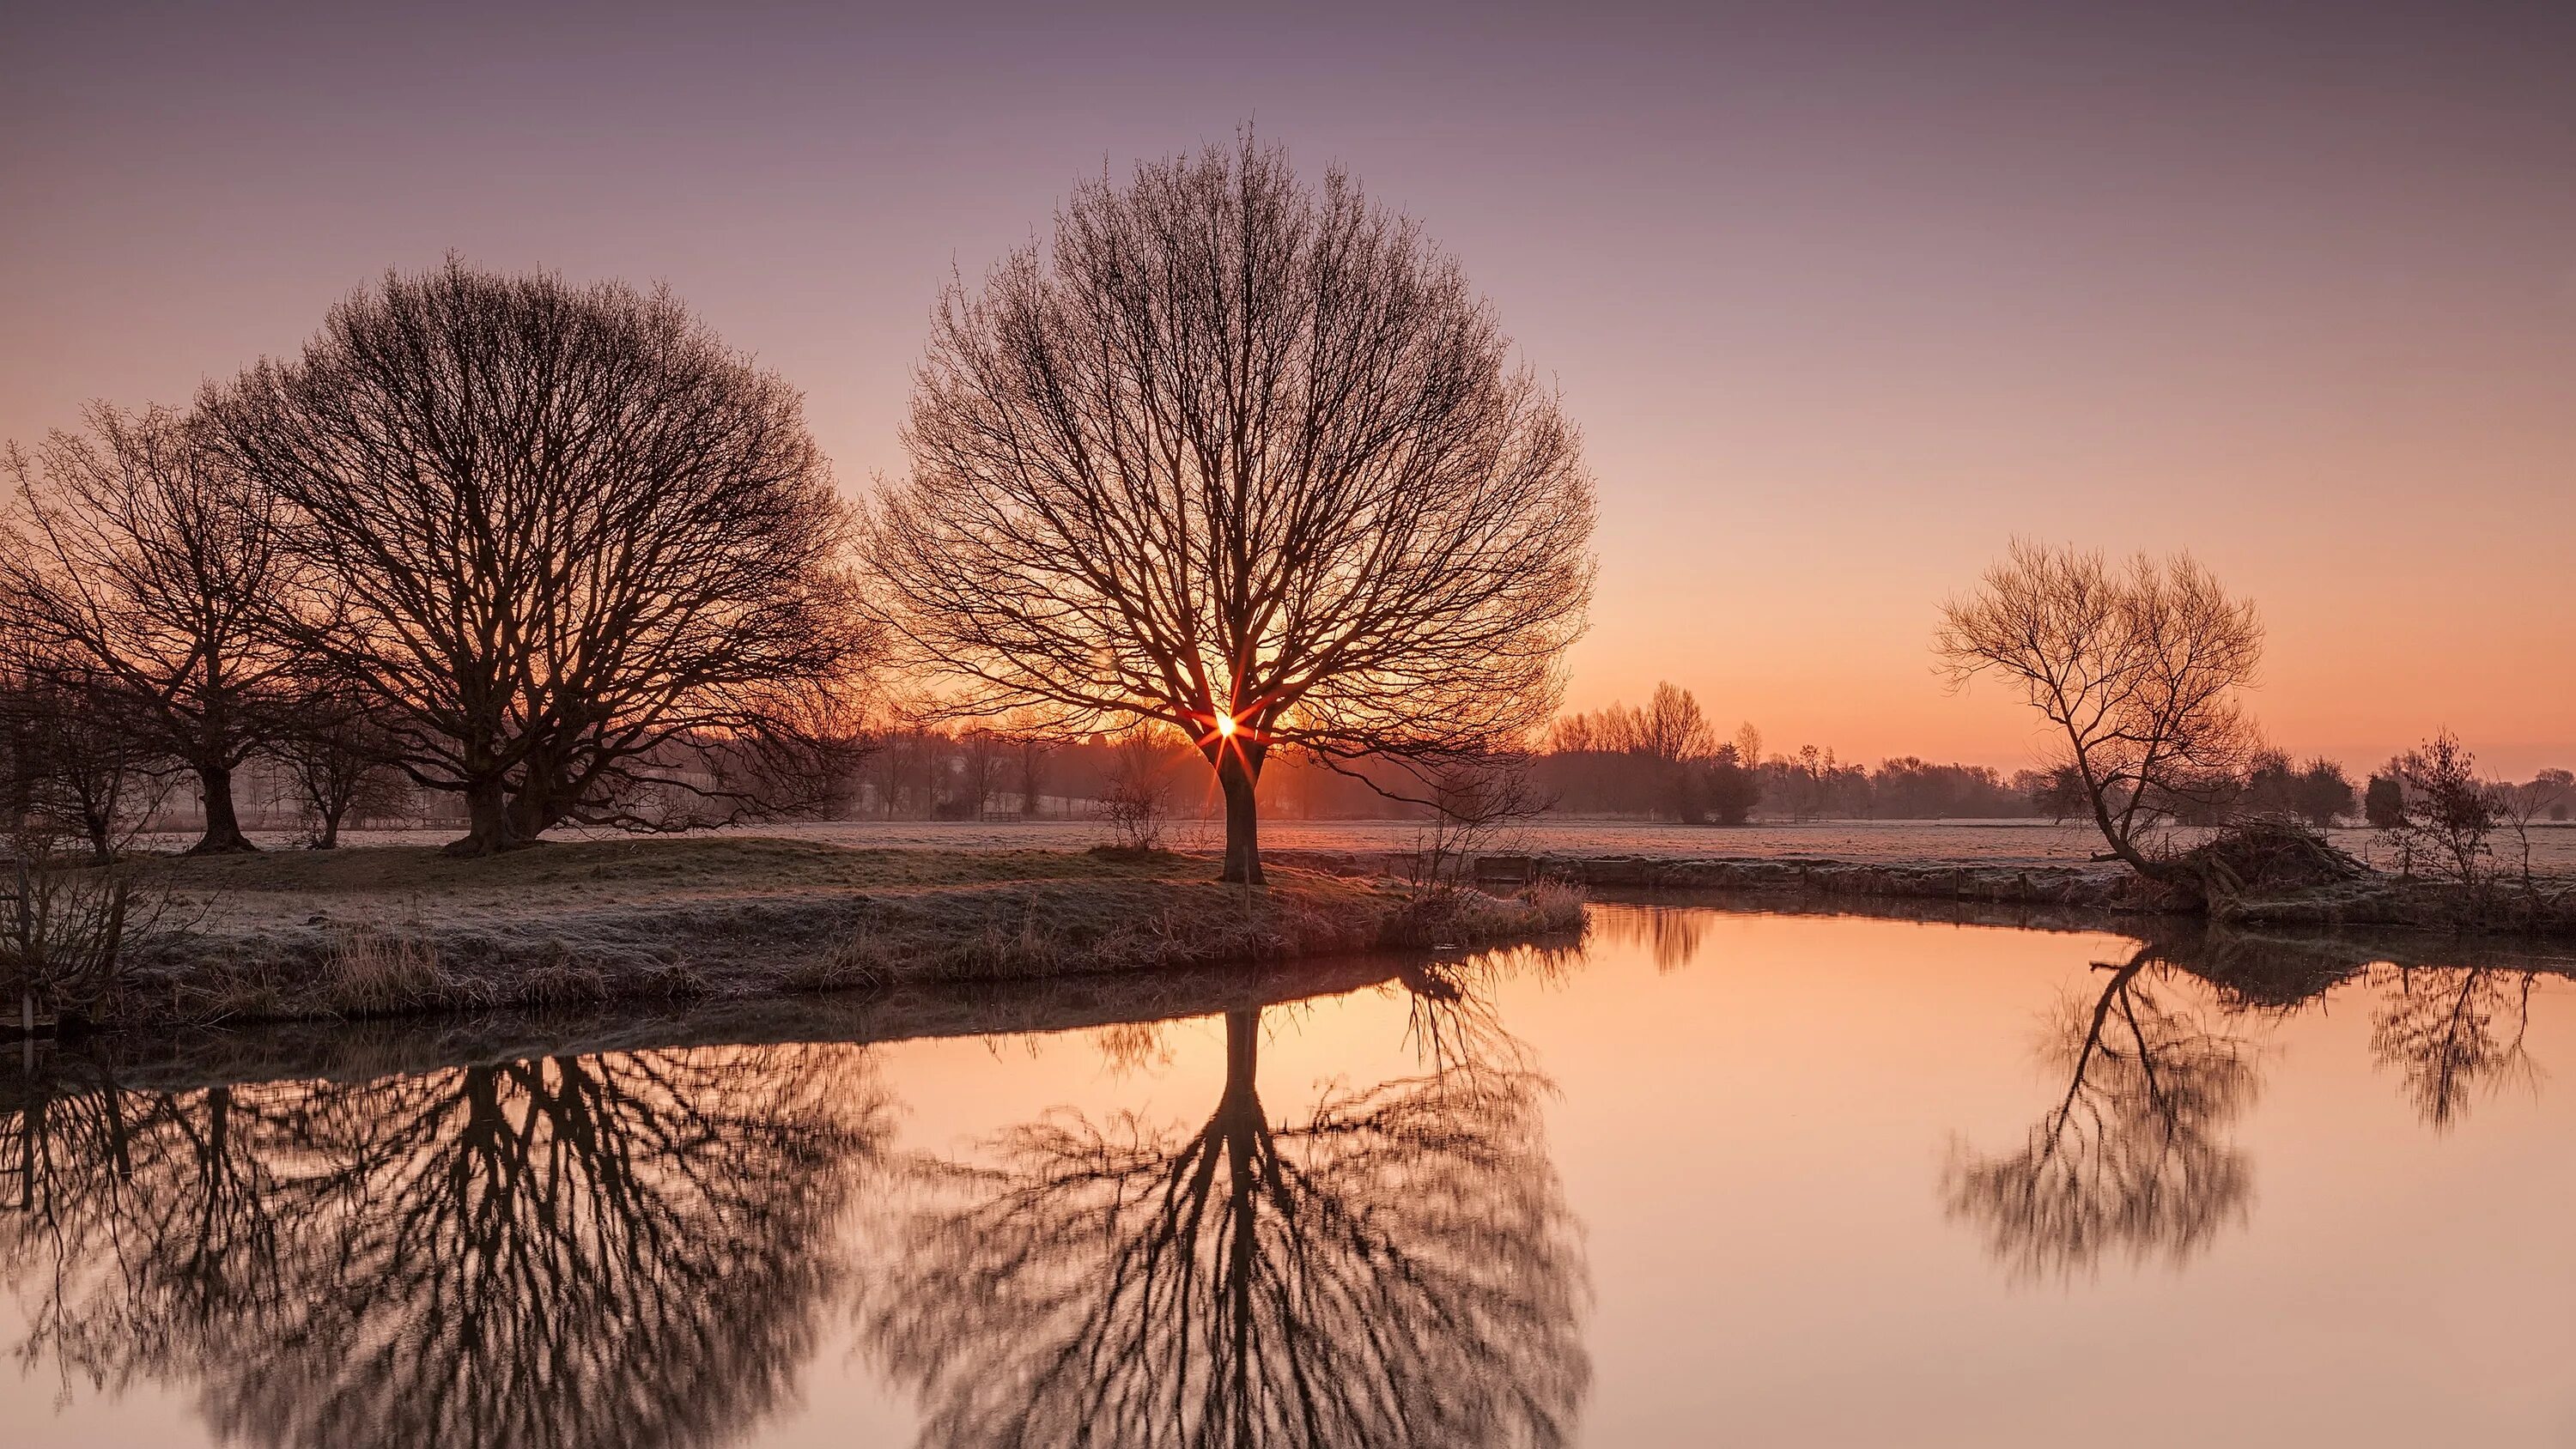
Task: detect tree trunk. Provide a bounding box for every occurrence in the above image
[1216,747,1265,886]
[189,761,258,854]
[447,776,522,857]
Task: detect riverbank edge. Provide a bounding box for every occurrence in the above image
[19,840,1584,1033]
[1266,848,2576,938]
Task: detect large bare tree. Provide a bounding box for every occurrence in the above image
[204,260,877,855]
[866,137,1596,883]
[1936,542,2262,880]
[0,403,294,852]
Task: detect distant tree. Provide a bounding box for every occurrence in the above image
[863,137,1595,884]
[1,403,295,853]
[1012,731,1052,819]
[1637,682,1716,822]
[2014,766,2089,823]
[2363,773,2406,829]
[0,661,176,863]
[1637,682,1716,765]
[268,677,408,848]
[1696,742,1761,826]
[954,729,1009,821]
[1872,757,2027,819]
[205,260,878,855]
[2531,768,2573,823]
[1732,722,1763,775]
[1937,543,2262,881]
[2289,757,2355,828]
[2239,749,2299,819]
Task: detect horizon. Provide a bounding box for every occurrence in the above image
[4,0,2568,774]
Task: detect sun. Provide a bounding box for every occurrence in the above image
[1214,711,1238,738]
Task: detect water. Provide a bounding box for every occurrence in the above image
[7,901,2574,1446]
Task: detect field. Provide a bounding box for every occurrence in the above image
[234,815,2576,875]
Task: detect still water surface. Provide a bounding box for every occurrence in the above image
[7,902,2574,1446]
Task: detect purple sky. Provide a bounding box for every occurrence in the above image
[5,1,2570,773]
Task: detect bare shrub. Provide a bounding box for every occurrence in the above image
[1095,729,1176,853]
[2384,731,2495,889]
[2,823,195,1025]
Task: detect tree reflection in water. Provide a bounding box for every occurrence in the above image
[2368,965,2542,1130]
[2,1045,887,1449]
[860,998,1590,1448]
[1941,944,2261,1282]
[1588,902,1709,973]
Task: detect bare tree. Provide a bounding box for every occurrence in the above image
[1,403,295,852]
[266,676,408,847]
[0,659,178,863]
[2381,730,2495,889]
[1937,542,2262,881]
[954,727,1009,820]
[1011,727,1051,819]
[865,136,1595,883]
[204,259,878,855]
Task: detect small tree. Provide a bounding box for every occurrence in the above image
[1097,727,1178,852]
[270,679,408,848]
[2363,773,2406,829]
[1937,543,2262,881]
[1,403,295,853]
[865,136,1595,885]
[1697,743,1761,826]
[2291,757,2356,828]
[955,729,1010,822]
[1013,732,1052,819]
[2386,731,2494,888]
[0,662,176,864]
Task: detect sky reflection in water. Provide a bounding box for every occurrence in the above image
[7,902,2575,1446]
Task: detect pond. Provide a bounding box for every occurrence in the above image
[6,900,2573,1446]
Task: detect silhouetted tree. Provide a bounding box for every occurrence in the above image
[859,1006,1589,1446]
[1937,543,2262,880]
[2363,773,2405,829]
[2383,731,2494,887]
[865,136,1595,884]
[204,259,878,855]
[265,676,407,847]
[0,660,176,862]
[1,403,294,852]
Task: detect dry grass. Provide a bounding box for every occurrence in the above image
[73,838,1586,1030]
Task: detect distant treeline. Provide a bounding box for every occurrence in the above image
[1529,683,2576,828]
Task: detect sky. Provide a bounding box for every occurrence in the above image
[3,0,2570,775]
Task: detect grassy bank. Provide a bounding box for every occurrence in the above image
[22,837,1582,1030]
[1498,850,2576,937]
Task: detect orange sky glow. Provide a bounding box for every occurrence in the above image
[3,2,2567,774]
